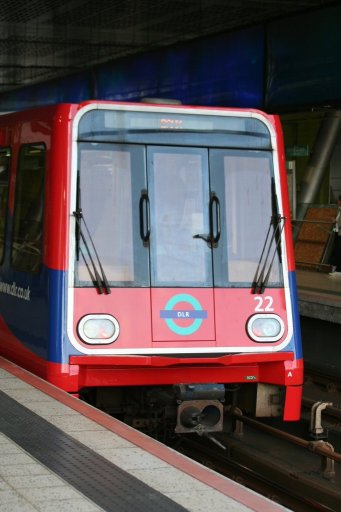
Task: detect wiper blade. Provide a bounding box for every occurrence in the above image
[271,177,283,264]
[74,170,110,295]
[73,208,111,295]
[252,215,285,294]
[252,177,285,294]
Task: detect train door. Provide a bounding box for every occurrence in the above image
[147,146,279,345]
[147,146,216,342]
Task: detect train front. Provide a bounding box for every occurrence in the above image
[64,102,303,435]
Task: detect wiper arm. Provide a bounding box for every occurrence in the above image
[252,220,272,293]
[73,208,111,295]
[75,172,82,263]
[271,177,283,264]
[74,210,102,292]
[252,178,285,294]
[252,214,285,294]
[73,171,110,294]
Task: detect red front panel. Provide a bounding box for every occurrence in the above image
[151,288,215,342]
[71,286,290,353]
[72,288,152,351]
[214,288,289,349]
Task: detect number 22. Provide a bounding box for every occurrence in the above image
[254,296,274,312]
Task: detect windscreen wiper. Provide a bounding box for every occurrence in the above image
[271,177,283,264]
[252,214,285,294]
[252,178,285,294]
[73,173,110,295]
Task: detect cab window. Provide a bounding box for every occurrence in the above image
[11,144,45,273]
[0,148,10,264]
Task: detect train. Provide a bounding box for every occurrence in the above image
[0,100,303,437]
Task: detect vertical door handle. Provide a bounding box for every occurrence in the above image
[139,190,150,245]
[209,192,221,246]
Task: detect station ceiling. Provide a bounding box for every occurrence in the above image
[0,0,337,94]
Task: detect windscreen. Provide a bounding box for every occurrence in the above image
[75,108,282,290]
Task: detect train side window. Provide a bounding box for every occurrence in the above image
[0,148,10,264]
[11,144,46,273]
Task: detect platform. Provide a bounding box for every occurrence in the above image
[0,356,289,512]
[296,269,341,324]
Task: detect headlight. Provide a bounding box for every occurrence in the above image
[78,314,119,344]
[247,314,284,342]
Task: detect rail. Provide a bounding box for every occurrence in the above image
[230,409,341,465]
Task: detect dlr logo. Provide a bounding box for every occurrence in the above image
[177,311,190,318]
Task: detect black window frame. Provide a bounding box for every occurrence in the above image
[0,147,11,265]
[11,143,46,274]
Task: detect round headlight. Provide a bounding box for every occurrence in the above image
[247,314,284,342]
[78,314,119,344]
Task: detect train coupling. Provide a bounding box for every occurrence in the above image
[174,384,225,434]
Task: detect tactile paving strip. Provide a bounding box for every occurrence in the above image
[0,390,188,512]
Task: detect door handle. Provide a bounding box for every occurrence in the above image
[139,189,150,245]
[209,192,221,246]
[193,193,221,247]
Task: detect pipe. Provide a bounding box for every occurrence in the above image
[231,409,341,464]
[296,110,341,220]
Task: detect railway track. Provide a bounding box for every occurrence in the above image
[173,435,337,512]
[170,406,341,512]
[304,367,341,393]
[102,366,341,510]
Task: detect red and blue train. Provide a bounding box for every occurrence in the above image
[0,101,303,434]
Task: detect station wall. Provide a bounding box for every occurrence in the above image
[0,4,340,113]
[266,5,341,111]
